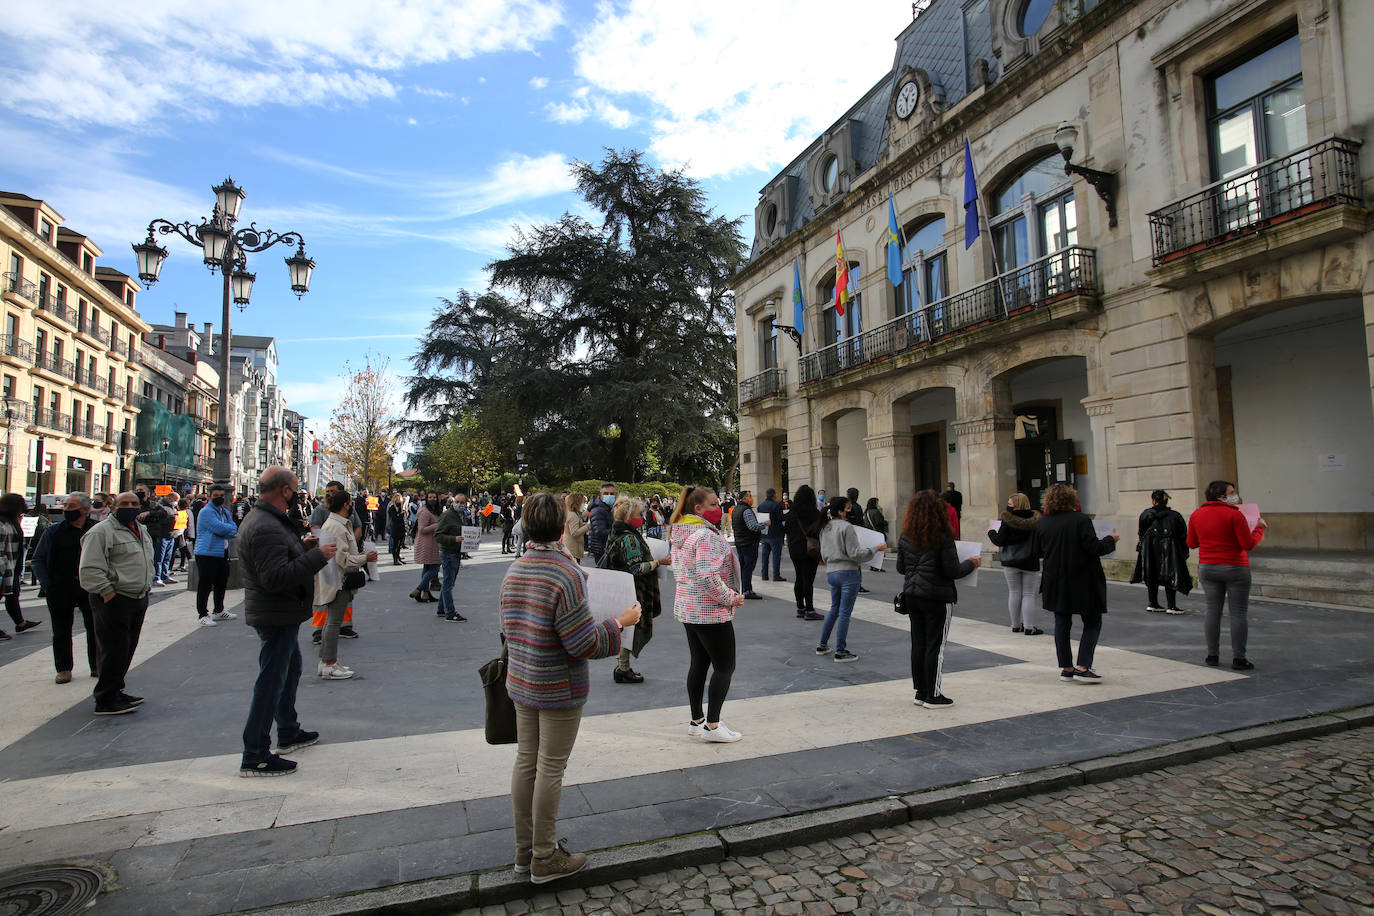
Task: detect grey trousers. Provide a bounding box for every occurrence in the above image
[1199,564,1250,658]
[316,589,354,664]
[1003,567,1039,629]
[512,705,583,859]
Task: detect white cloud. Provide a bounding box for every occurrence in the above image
[563,0,914,178]
[528,76,549,90]
[407,117,418,125]
[0,0,563,126]
[412,85,454,98]
[544,91,634,129]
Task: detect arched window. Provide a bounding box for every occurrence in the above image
[894,216,948,316]
[989,152,1075,273]
[820,263,862,347]
[1017,0,1053,36]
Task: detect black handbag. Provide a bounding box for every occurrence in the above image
[478,639,518,745]
[893,592,909,615]
[342,569,368,590]
[998,536,1033,567]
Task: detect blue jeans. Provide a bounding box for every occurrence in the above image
[737,542,758,594]
[416,564,439,594]
[438,551,461,616]
[760,538,784,579]
[155,537,174,580]
[819,569,862,652]
[242,623,304,762]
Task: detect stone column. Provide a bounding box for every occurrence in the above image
[744,431,775,500]
[811,445,839,497]
[1080,395,1117,519]
[1184,334,1224,505]
[864,433,914,546]
[952,414,1017,543]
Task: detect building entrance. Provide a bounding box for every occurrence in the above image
[914,431,942,492]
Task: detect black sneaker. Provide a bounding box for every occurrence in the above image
[311,629,322,645]
[1073,668,1103,682]
[275,730,320,754]
[1231,658,1255,670]
[814,645,830,656]
[1012,626,1024,633]
[339,627,359,639]
[239,754,297,777]
[1205,655,1219,667]
[1059,669,1076,682]
[858,586,870,594]
[14,620,41,633]
[94,698,139,716]
[120,692,145,706]
[922,694,954,708]
[833,650,858,663]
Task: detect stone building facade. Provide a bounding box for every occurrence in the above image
[732,0,1373,600]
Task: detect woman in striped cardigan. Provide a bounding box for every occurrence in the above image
[499,492,641,886]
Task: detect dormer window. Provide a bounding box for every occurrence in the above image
[821,156,840,193]
[39,218,53,243]
[764,203,778,236]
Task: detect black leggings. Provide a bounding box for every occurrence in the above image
[683,621,736,723]
[789,549,819,613]
[4,590,24,626]
[1054,612,1103,670]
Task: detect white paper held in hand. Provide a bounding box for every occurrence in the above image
[954,540,982,587]
[318,533,339,587]
[646,537,672,588]
[853,525,888,571]
[1238,504,1261,530]
[584,568,638,619]
[362,540,378,580]
[1092,520,1117,558]
[462,526,482,550]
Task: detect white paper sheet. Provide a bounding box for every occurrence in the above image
[362,540,378,580]
[1092,520,1117,558]
[1238,503,1261,530]
[988,518,1001,538]
[955,540,983,587]
[853,525,889,570]
[584,568,638,620]
[318,533,338,587]
[646,537,673,589]
[461,526,482,550]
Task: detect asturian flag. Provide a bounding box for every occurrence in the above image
[886,195,903,287]
[834,230,849,317]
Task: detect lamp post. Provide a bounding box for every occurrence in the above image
[1,397,19,495]
[161,436,171,484]
[133,178,315,492]
[1053,122,1119,228]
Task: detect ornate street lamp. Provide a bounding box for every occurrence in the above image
[1054,121,1119,228]
[133,178,315,490]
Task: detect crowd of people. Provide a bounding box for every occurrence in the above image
[0,467,1267,885]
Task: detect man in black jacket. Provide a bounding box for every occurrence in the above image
[32,492,97,683]
[237,466,336,777]
[757,489,786,582]
[586,482,616,563]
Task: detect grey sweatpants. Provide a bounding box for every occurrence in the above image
[1200,564,1250,659]
[316,588,354,664]
[1003,567,1039,629]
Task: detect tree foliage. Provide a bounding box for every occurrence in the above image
[414,413,505,492]
[406,149,745,487]
[329,353,398,490]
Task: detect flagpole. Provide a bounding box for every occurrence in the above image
[967,133,1011,318]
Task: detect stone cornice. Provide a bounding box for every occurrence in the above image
[951,417,1015,437]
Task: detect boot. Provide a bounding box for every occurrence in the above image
[409,588,422,602]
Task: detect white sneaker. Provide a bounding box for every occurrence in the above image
[319,663,354,680]
[210,611,237,621]
[687,719,705,739]
[198,616,218,627]
[700,722,742,743]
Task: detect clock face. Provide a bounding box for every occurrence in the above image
[895,80,919,120]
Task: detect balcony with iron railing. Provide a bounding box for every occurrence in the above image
[78,316,112,347]
[73,419,107,443]
[34,408,72,435]
[798,246,1099,390]
[2,402,32,425]
[33,350,76,382]
[0,335,34,365]
[75,367,109,396]
[3,272,37,303]
[110,337,128,360]
[1148,137,1366,287]
[740,367,787,408]
[105,386,125,405]
[35,291,79,328]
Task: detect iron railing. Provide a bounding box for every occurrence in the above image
[36,291,79,327]
[740,367,787,405]
[1148,137,1363,266]
[73,420,106,442]
[3,272,37,302]
[107,387,125,405]
[0,335,34,363]
[799,246,1098,386]
[35,408,72,434]
[2,402,32,424]
[75,367,108,395]
[79,316,111,346]
[110,337,128,359]
[34,350,76,381]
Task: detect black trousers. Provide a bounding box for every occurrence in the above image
[909,601,953,699]
[683,621,736,723]
[93,593,148,707]
[4,589,23,626]
[1147,578,1177,609]
[788,548,819,613]
[48,588,96,674]
[195,555,230,617]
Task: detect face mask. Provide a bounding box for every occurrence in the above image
[602,494,616,507]
[818,492,826,501]
[115,506,141,526]
[1225,494,1241,506]
[93,501,103,509]
[211,495,225,506]
[64,509,82,522]
[700,506,724,526]
[286,489,300,508]
[743,497,753,506]
[136,493,147,503]
[629,516,644,529]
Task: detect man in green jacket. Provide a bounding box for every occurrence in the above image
[434,494,467,621]
[78,491,155,716]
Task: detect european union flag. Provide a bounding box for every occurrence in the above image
[886,195,903,287]
[791,258,804,336]
[964,137,981,250]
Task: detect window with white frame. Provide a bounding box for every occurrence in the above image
[760,316,778,370]
[989,153,1076,273]
[820,265,862,348]
[895,216,949,316]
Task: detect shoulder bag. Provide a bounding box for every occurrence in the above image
[478,636,518,745]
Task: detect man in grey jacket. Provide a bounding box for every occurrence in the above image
[79,491,155,716]
[237,466,337,777]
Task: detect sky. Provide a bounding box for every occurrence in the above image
[0,0,916,458]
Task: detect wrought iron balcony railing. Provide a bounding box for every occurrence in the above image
[0,335,34,364]
[34,350,76,381]
[79,316,112,346]
[740,367,787,406]
[110,337,128,359]
[36,291,79,327]
[1148,137,1363,266]
[75,367,109,395]
[3,272,37,302]
[73,420,106,442]
[35,408,72,434]
[799,246,1098,387]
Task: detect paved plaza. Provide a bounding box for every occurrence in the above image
[0,545,1371,914]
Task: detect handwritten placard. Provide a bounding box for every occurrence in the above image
[1092,520,1117,558]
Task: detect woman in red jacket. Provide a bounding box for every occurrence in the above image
[1186,480,1267,670]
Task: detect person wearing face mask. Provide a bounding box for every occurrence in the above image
[0,493,40,640]
[194,483,239,626]
[586,483,617,564]
[670,485,746,741]
[816,495,881,663]
[1132,489,1191,614]
[730,490,765,600]
[78,491,156,715]
[89,495,111,523]
[387,493,408,565]
[409,491,441,603]
[32,492,97,682]
[601,496,670,682]
[1187,481,1267,670]
[433,494,468,621]
[988,493,1043,635]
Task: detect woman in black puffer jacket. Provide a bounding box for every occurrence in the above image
[784,486,824,620]
[988,493,1043,635]
[897,490,979,709]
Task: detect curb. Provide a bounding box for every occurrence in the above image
[247,706,1373,914]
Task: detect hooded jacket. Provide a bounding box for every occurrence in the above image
[988,508,1041,572]
[1131,504,1191,590]
[670,517,740,625]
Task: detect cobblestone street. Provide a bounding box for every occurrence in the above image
[467,727,1374,916]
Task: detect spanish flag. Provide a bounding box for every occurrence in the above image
[834,231,849,317]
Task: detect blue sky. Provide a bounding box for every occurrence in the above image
[0,0,915,456]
